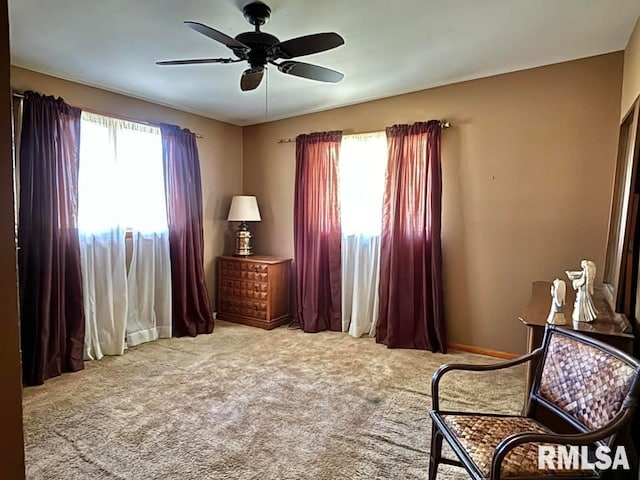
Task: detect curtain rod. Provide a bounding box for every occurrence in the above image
[12,90,204,139]
[276,121,451,144]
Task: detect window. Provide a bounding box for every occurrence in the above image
[78,112,167,234]
[339,132,388,236]
[339,131,388,338]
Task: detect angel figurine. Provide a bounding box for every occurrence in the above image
[546,278,567,325]
[565,260,598,323]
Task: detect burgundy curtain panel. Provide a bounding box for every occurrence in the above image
[376,121,447,352]
[18,91,85,386]
[161,124,213,337]
[294,131,343,333]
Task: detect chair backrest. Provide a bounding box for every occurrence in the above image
[530,326,640,433]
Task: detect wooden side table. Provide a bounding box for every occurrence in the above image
[519,281,634,400]
[217,255,292,330]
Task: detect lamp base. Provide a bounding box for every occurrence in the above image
[233,222,254,256]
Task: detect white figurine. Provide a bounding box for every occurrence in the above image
[565,260,598,323]
[546,278,567,325]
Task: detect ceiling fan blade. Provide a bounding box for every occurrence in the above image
[241,68,264,91]
[156,58,239,65]
[275,33,344,59]
[277,61,344,83]
[185,21,249,51]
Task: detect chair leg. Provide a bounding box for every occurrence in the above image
[429,424,443,480]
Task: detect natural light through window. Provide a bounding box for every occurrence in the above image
[339,132,387,236]
[78,112,167,234]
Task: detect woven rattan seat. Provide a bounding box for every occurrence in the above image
[428,326,640,480]
[438,414,593,477]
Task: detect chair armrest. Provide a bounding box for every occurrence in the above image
[431,348,543,411]
[490,409,635,479]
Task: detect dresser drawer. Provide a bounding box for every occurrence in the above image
[219,297,267,320]
[219,278,268,293]
[220,297,267,311]
[219,259,268,272]
[220,259,268,272]
[220,285,268,302]
[220,262,269,283]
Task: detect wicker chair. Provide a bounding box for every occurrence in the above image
[429,325,640,480]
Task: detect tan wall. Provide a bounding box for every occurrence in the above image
[11,66,244,309]
[622,16,640,117]
[0,0,26,477]
[243,53,623,354]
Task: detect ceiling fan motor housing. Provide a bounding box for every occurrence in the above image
[235,31,280,68]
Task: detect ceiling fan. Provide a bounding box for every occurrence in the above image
[157,1,345,91]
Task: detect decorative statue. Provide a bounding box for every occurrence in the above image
[565,260,598,323]
[546,278,567,325]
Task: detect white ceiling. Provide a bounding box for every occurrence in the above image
[8,0,640,126]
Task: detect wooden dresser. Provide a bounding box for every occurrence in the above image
[216,256,292,330]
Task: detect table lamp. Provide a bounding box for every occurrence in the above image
[227,195,261,256]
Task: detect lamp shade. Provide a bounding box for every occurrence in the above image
[227,195,261,222]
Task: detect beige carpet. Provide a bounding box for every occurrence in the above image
[23,321,525,479]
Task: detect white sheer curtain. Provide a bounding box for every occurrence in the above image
[80,229,127,360]
[340,132,387,338]
[79,112,171,359]
[127,231,171,346]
